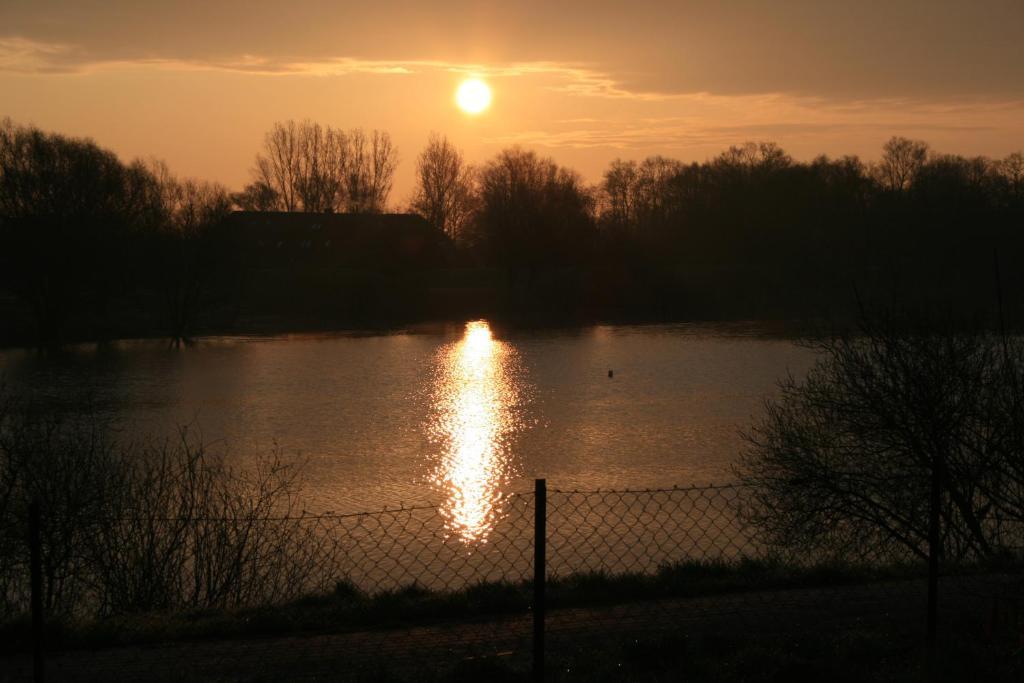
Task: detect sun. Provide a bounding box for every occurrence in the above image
[455,79,492,115]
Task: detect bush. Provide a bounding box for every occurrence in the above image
[0,390,319,621]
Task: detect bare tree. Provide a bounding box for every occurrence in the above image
[874,136,929,192]
[246,121,397,214]
[599,156,683,234]
[633,156,683,228]
[143,160,233,345]
[252,120,345,212]
[996,151,1024,200]
[736,310,1024,563]
[601,159,639,230]
[411,133,476,240]
[253,120,301,211]
[343,129,398,213]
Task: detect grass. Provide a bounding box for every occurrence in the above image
[1,558,1020,681]
[537,627,1022,682]
[0,557,930,653]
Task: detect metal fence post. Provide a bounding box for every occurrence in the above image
[29,498,44,683]
[533,478,546,682]
[926,458,940,678]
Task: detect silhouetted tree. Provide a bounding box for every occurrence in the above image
[714,141,793,174]
[411,133,476,241]
[475,147,595,282]
[875,136,929,192]
[996,152,1024,202]
[231,179,279,211]
[599,156,683,237]
[0,119,162,345]
[242,120,397,213]
[600,159,639,231]
[144,160,233,345]
[3,116,1023,339]
[913,154,995,209]
[343,128,398,213]
[736,310,1024,563]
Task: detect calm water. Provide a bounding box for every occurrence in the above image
[0,322,815,543]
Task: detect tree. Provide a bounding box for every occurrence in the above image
[0,119,162,345]
[599,156,684,236]
[231,179,279,211]
[601,159,639,230]
[736,310,1024,564]
[714,142,792,173]
[912,154,994,209]
[411,133,476,241]
[143,160,233,345]
[243,120,398,213]
[476,147,595,276]
[996,151,1024,202]
[875,136,929,192]
[343,128,398,213]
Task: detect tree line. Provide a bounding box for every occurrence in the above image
[420,133,1023,324]
[1,115,1023,346]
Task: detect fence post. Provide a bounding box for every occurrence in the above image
[533,478,546,682]
[926,458,940,677]
[29,498,44,683]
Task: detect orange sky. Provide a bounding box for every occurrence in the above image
[2,0,1022,204]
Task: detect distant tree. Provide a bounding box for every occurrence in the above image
[875,136,929,192]
[736,310,1024,563]
[0,119,162,345]
[245,120,398,213]
[601,159,639,230]
[476,147,595,277]
[231,180,279,211]
[599,156,683,235]
[715,142,793,173]
[411,133,476,241]
[633,156,683,231]
[144,160,233,345]
[343,128,399,213]
[913,154,995,209]
[996,151,1024,201]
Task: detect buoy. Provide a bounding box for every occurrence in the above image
[608,369,614,378]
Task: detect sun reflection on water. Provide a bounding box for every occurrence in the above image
[430,320,526,544]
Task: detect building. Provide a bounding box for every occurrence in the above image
[225,211,452,271]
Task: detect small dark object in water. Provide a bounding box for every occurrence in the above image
[608,369,614,378]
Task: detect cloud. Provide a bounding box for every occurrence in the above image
[0,36,82,74]
[484,97,1021,153]
[3,32,1021,165]
[0,35,686,104]
[2,1,1022,102]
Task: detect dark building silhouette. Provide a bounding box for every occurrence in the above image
[225,211,452,271]
[215,211,455,329]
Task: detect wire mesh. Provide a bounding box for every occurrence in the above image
[0,483,1021,680]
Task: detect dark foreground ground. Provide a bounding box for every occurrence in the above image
[1,575,1020,682]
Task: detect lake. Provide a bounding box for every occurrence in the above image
[0,322,814,541]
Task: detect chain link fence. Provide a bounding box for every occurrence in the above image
[1,482,1022,681]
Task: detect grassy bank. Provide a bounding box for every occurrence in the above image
[0,557,935,653]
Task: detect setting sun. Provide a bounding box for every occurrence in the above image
[455,78,492,115]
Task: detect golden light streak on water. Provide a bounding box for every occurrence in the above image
[430,320,525,543]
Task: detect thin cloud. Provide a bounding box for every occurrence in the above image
[0,35,682,102]
[0,36,82,74]
[486,103,1017,152]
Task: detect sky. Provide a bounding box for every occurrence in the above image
[2,0,1022,204]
